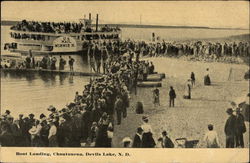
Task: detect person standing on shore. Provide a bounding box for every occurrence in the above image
[132,127,143,148]
[50,56,57,70]
[169,86,176,107]
[224,108,237,148]
[183,79,192,99]
[153,87,160,107]
[235,108,246,148]
[162,131,174,148]
[59,56,66,70]
[191,72,195,87]
[204,68,211,85]
[141,116,155,148]
[68,56,75,71]
[25,55,31,69]
[203,124,220,148]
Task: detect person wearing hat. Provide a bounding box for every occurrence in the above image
[204,68,211,85]
[89,122,98,144]
[224,108,237,148]
[141,116,155,148]
[29,120,42,147]
[0,122,15,146]
[183,79,192,99]
[203,124,220,148]
[190,72,195,87]
[107,122,114,147]
[169,86,176,107]
[162,131,174,148]
[5,110,11,116]
[48,118,58,147]
[114,95,123,125]
[95,113,110,147]
[39,114,46,121]
[39,113,50,147]
[132,127,143,148]
[122,137,132,147]
[28,113,35,120]
[235,108,246,148]
[153,87,160,107]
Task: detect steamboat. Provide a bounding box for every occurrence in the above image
[3,13,121,56]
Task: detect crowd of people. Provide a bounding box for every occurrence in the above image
[120,40,249,64]
[10,20,121,34]
[0,40,157,147]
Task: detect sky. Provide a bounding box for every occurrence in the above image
[1,1,249,28]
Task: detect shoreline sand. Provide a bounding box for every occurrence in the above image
[113,57,249,148]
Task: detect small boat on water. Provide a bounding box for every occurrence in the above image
[3,13,122,56]
[1,49,24,68]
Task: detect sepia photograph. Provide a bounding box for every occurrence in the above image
[0,1,249,160]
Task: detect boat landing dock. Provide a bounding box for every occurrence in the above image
[1,68,102,77]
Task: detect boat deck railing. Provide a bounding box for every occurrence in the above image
[10,29,122,37]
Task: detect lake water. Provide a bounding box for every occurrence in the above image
[1,25,249,118]
[1,72,91,118]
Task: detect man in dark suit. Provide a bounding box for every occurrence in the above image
[132,127,143,148]
[224,108,237,148]
[235,108,246,148]
[169,86,176,107]
[162,131,174,148]
[0,122,15,146]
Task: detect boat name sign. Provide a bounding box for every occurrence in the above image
[53,36,77,52]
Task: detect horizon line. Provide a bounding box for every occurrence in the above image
[1,19,249,30]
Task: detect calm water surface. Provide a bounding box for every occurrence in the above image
[1,72,90,117]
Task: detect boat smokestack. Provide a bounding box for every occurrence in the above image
[96,14,99,32]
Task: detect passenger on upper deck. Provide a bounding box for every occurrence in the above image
[10,20,120,34]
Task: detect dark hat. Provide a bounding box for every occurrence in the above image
[162,130,168,136]
[29,113,35,117]
[40,113,46,119]
[208,124,213,128]
[137,127,143,133]
[236,108,241,113]
[67,103,76,108]
[19,114,24,117]
[226,108,233,114]
[5,110,10,114]
[61,108,67,113]
[48,105,56,112]
[142,116,148,122]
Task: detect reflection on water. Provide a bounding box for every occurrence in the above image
[1,71,90,118]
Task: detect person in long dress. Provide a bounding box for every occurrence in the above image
[204,68,211,85]
[183,79,192,99]
[141,116,155,148]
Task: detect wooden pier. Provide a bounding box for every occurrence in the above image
[0,68,101,77]
[1,68,166,87]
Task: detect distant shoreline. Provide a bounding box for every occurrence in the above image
[1,20,249,30]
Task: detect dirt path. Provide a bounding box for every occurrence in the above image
[113,58,249,148]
